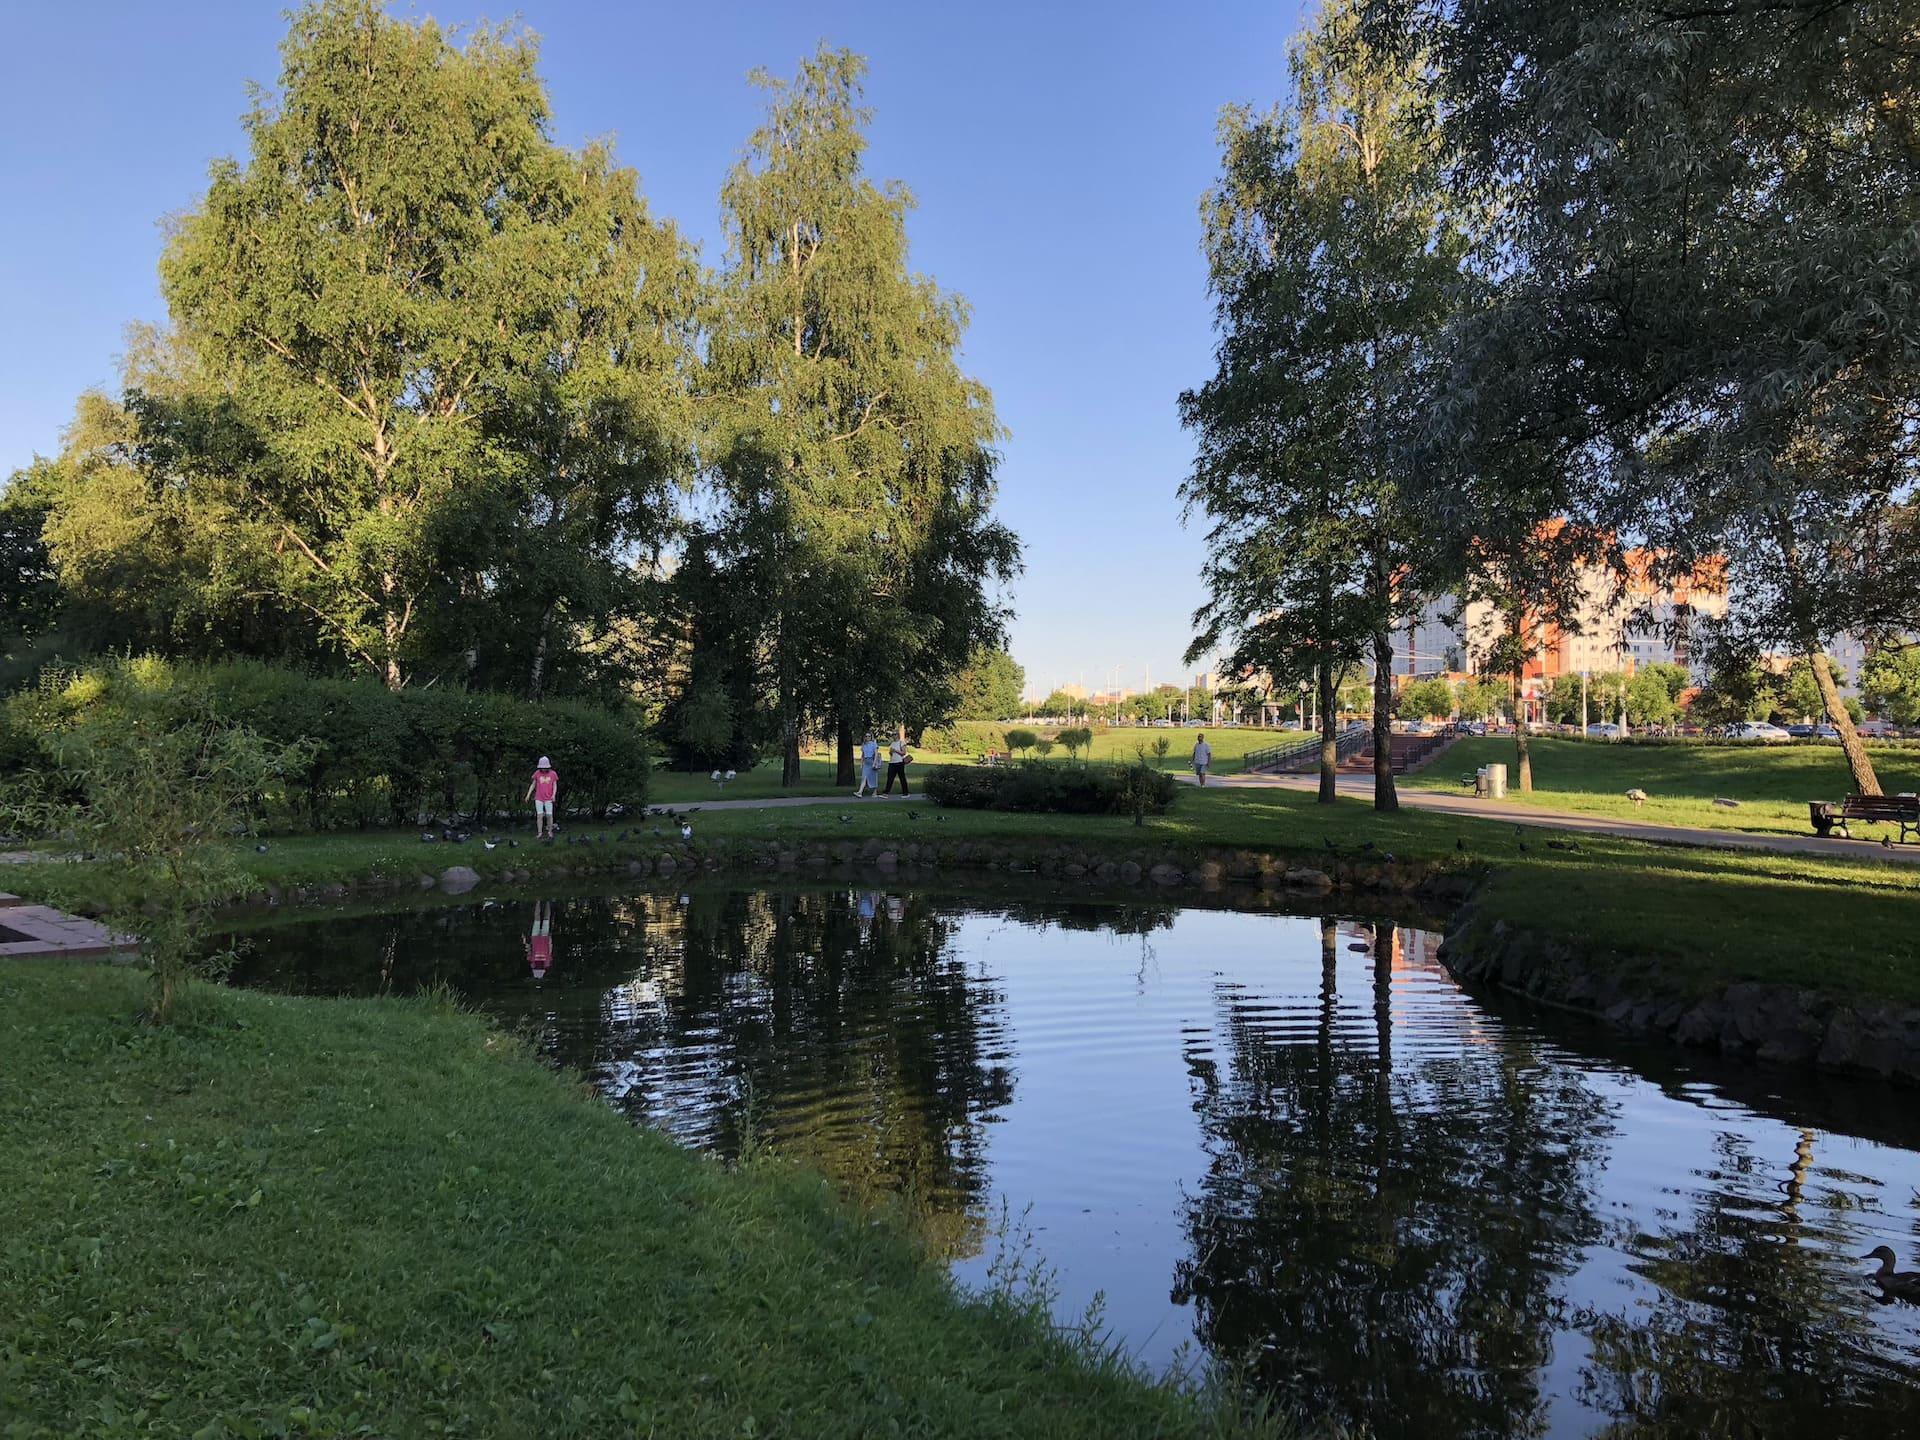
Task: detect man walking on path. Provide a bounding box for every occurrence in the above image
[884,736,912,794]
[856,732,880,797]
[526,756,560,838]
[1191,733,1213,786]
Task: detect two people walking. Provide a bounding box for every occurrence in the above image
[854,731,912,797]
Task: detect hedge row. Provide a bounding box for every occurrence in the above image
[921,761,1177,817]
[1,657,648,827]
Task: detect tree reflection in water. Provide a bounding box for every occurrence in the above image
[587,888,1019,1259]
[1174,918,1611,1439]
[226,889,1920,1435]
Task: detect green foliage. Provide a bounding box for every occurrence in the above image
[1003,727,1038,759]
[921,762,1177,817]
[672,683,738,774]
[917,721,1005,758]
[1455,676,1508,721]
[1393,0,1920,791]
[1399,677,1455,720]
[4,657,647,827]
[1056,726,1094,761]
[1,696,305,1021]
[132,1,696,691]
[0,461,61,639]
[1032,738,1055,758]
[948,648,1024,721]
[704,44,1017,781]
[1625,669,1678,729]
[1181,0,1478,806]
[1861,646,1920,726]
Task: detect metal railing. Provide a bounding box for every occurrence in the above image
[1245,728,1370,774]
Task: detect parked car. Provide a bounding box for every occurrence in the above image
[1586,722,1627,739]
[1786,723,1841,739]
[1728,721,1792,743]
[1457,720,1488,736]
[1859,719,1898,739]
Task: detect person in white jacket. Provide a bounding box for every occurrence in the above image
[1191,734,1213,786]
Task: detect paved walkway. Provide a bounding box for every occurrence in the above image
[1198,772,1920,865]
[0,891,133,959]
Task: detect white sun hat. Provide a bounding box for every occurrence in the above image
[538,756,551,768]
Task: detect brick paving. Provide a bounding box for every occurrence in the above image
[0,901,135,960]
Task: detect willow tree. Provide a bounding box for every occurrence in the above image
[1182,0,1473,811]
[1376,0,1920,795]
[706,46,1016,786]
[153,0,692,690]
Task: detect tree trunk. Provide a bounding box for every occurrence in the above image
[1514,684,1534,793]
[835,714,855,787]
[781,719,801,788]
[527,602,556,702]
[1371,631,1399,811]
[1317,663,1338,805]
[1809,648,1881,795]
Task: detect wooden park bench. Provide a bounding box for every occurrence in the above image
[1809,794,1920,844]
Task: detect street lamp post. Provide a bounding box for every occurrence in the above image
[1297,678,1308,730]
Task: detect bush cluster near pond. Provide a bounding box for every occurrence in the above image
[0,961,1282,1439]
[0,656,648,827]
[923,760,1178,816]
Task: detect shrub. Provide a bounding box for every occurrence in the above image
[1056,726,1094,760]
[1004,727,1038,759]
[922,761,1176,817]
[918,721,1006,757]
[3,657,648,828]
[1,696,306,1021]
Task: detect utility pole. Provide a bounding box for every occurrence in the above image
[1581,669,1589,737]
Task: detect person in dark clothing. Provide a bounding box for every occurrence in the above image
[883,735,912,794]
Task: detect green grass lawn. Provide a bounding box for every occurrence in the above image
[1407,736,1920,838]
[646,727,1300,804]
[11,782,1916,1004]
[0,961,1281,1438]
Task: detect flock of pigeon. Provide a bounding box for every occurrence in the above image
[416,808,700,847]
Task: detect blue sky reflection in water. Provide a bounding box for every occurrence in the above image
[231,887,1920,1438]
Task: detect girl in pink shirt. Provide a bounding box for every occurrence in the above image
[525,756,559,838]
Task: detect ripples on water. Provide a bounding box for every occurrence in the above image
[231,885,1920,1439]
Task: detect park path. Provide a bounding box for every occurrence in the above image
[1198,771,1920,866]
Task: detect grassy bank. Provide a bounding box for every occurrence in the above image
[1407,736,1920,838]
[0,960,1277,1438]
[9,783,1916,1004]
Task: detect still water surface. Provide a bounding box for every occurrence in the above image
[232,885,1920,1438]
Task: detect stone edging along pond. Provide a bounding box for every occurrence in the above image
[1437,901,1920,1088]
[243,831,1920,1089]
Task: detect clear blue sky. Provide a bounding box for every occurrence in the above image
[0,1,1309,698]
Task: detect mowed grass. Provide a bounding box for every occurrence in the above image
[645,728,1304,803]
[10,783,1916,1004]
[0,961,1282,1439]
[1407,736,1920,838]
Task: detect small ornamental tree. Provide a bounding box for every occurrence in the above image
[1033,738,1055,759]
[1057,726,1093,760]
[1003,727,1037,760]
[3,701,307,1023]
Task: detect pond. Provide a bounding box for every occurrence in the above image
[230,883,1920,1439]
